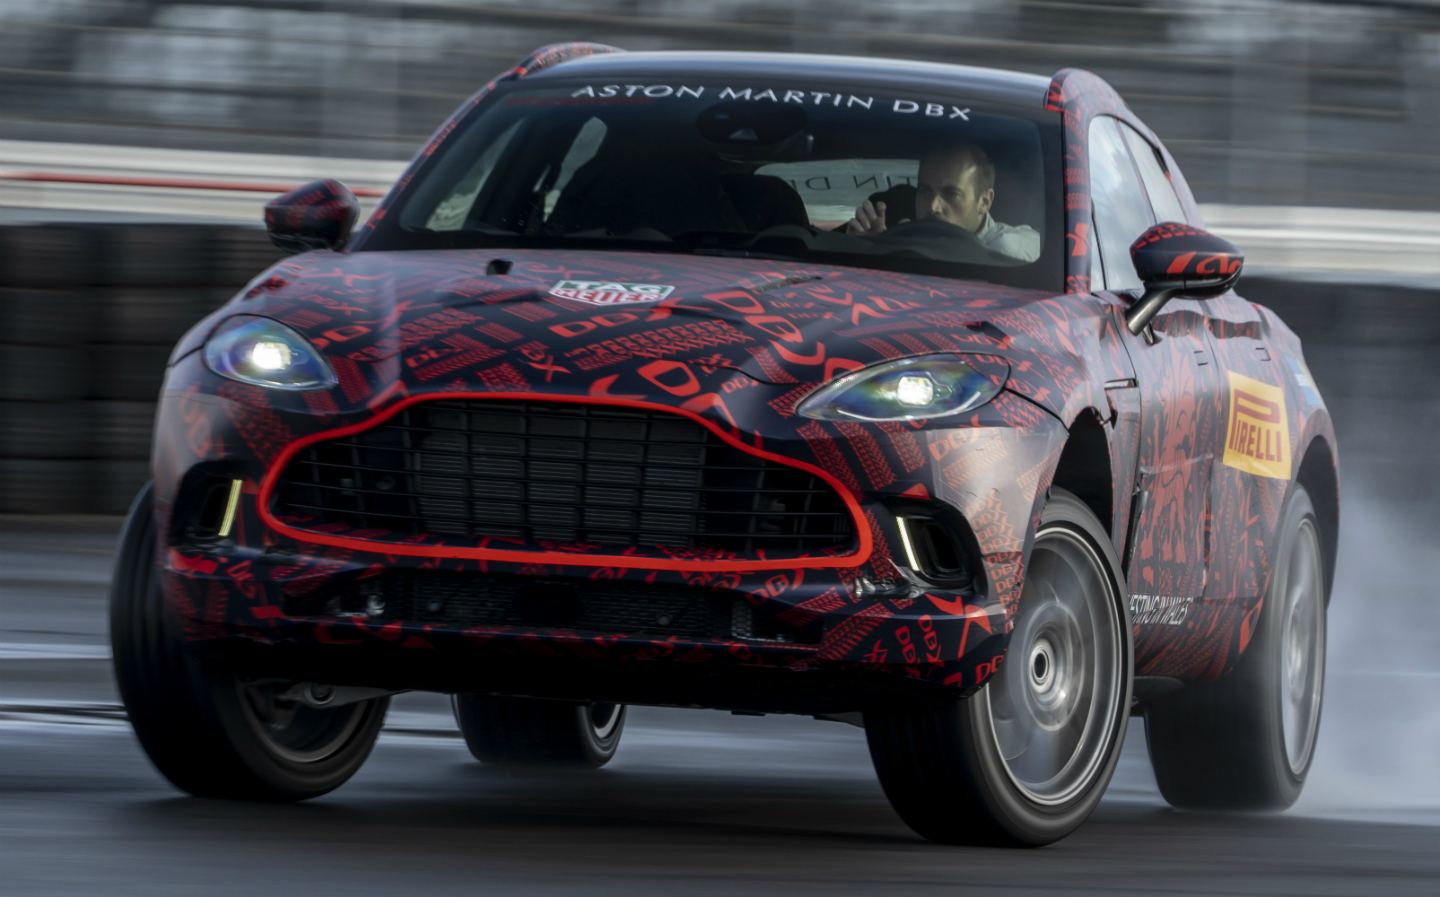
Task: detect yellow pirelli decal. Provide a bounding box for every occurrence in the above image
[1223,371,1291,479]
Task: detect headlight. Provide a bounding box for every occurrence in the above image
[797,354,1003,422]
[204,316,336,390]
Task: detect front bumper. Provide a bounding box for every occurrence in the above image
[152,352,1066,702]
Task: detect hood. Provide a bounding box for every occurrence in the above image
[201,248,1102,423]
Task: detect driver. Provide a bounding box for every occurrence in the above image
[845,142,1040,263]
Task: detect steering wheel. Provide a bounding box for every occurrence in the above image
[877,216,985,246]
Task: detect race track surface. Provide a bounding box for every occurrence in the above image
[3,500,1438,897]
[4,695,1439,897]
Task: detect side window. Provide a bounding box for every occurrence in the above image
[1088,116,1153,292]
[1119,122,1186,224]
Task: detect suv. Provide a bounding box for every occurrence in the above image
[111,44,1336,846]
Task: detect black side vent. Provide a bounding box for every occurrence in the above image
[890,501,985,593]
[192,480,233,538]
[173,466,246,547]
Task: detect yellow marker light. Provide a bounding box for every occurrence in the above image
[894,374,936,407]
[250,340,293,372]
[218,479,243,538]
[895,517,922,570]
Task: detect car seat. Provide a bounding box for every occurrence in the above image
[720,175,810,232]
[545,143,745,237]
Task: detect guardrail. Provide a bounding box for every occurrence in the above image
[5,139,1439,276]
[0,139,402,222]
[2,171,388,197]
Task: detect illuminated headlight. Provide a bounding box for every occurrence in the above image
[204,316,336,390]
[894,374,936,407]
[249,340,292,372]
[797,355,1004,422]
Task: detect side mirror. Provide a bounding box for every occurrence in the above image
[1124,223,1244,335]
[263,179,360,254]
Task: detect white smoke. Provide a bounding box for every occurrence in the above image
[1291,471,1440,823]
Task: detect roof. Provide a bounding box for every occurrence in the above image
[526,50,1054,109]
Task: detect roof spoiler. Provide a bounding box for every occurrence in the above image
[511,42,626,79]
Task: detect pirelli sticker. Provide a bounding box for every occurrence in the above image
[1223,371,1291,479]
[549,280,674,306]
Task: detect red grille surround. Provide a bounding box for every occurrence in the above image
[257,393,871,571]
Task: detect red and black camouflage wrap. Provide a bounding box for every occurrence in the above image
[1130,222,1244,283]
[262,179,359,254]
[157,250,1087,692]
[1047,68,1337,682]
[145,54,1337,705]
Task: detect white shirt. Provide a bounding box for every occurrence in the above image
[976,213,1041,263]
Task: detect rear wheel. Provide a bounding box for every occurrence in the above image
[110,483,389,801]
[452,694,626,768]
[1145,484,1326,810]
[865,489,1132,846]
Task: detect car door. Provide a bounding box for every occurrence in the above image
[1131,116,1293,615]
[1090,116,1225,617]
[1194,281,1291,620]
[1119,120,1298,677]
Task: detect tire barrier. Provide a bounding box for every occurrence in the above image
[0,222,1433,513]
[0,223,282,512]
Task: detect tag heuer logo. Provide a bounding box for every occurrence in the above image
[549,280,675,306]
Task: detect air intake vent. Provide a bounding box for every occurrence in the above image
[291,571,817,645]
[273,400,853,556]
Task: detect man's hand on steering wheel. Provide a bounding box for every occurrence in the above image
[845,200,911,236]
[879,216,985,245]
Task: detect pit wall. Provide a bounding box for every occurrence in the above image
[0,222,1432,513]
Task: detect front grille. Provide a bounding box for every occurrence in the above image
[274,400,853,554]
[290,571,817,644]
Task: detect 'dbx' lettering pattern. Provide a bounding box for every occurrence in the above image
[145,66,1336,699]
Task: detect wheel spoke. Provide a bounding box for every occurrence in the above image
[986,525,1123,805]
[1279,520,1324,774]
[236,678,371,764]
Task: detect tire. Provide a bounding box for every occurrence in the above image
[110,483,389,801]
[865,488,1133,846]
[1145,484,1326,811]
[452,694,626,768]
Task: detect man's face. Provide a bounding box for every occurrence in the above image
[916,154,994,232]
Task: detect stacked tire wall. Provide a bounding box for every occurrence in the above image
[0,221,1435,514]
[0,224,282,513]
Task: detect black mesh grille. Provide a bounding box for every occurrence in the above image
[274,400,853,554]
[289,571,816,645]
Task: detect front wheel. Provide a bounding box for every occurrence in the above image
[452,694,626,768]
[1144,484,1327,810]
[110,483,389,801]
[865,488,1133,846]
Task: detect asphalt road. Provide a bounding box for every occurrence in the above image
[3,498,1439,896]
[4,697,1438,897]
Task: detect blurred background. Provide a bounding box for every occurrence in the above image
[2,0,1438,206]
[2,0,1438,512]
[0,3,1437,886]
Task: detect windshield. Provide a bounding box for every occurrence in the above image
[360,76,1064,291]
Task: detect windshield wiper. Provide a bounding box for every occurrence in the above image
[688,246,811,264]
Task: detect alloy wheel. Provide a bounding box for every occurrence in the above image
[987,525,1125,806]
[1280,519,1325,775]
